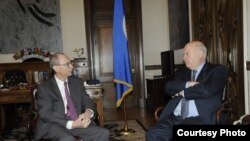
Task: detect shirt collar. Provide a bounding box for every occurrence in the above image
[194,62,205,74]
[54,75,67,86]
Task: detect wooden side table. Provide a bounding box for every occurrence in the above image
[85,84,104,127]
[0,89,32,136]
[93,98,104,127]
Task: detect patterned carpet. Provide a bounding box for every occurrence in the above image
[0,127,28,141]
[104,120,146,141]
[0,120,145,141]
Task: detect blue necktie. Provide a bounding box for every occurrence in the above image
[181,70,197,119]
[64,82,78,120]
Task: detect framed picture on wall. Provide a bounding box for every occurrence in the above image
[0,0,63,54]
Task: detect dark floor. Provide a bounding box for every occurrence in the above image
[104,107,156,130]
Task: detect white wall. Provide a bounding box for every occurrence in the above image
[141,0,170,79]
[243,0,250,114]
[60,0,88,60]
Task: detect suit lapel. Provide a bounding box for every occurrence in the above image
[50,78,66,113]
[50,78,63,98]
[67,78,78,105]
[196,62,209,82]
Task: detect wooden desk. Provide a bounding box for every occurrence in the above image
[0,89,31,104]
[0,89,32,135]
[0,61,50,136]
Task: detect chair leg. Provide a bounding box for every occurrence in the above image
[26,123,33,141]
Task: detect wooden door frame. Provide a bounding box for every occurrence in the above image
[83,0,145,108]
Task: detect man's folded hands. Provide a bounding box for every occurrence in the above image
[187,81,199,88]
[72,111,92,128]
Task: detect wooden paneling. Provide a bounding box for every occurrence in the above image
[91,0,133,17]
[168,0,190,50]
[97,26,113,77]
[191,0,244,118]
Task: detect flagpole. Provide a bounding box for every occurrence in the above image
[113,0,134,136]
[117,95,135,136]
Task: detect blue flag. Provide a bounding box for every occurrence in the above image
[113,0,133,107]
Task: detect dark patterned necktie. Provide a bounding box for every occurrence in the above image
[64,82,78,120]
[181,70,197,119]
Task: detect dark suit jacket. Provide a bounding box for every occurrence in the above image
[159,62,227,124]
[35,75,96,140]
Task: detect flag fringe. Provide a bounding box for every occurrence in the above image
[114,79,133,107]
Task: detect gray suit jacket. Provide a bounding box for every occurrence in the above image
[35,75,96,140]
[160,62,227,124]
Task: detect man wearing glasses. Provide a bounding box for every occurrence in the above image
[35,52,109,141]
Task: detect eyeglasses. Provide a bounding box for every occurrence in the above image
[55,62,73,67]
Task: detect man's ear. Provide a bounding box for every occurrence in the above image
[52,66,57,72]
[199,50,205,58]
